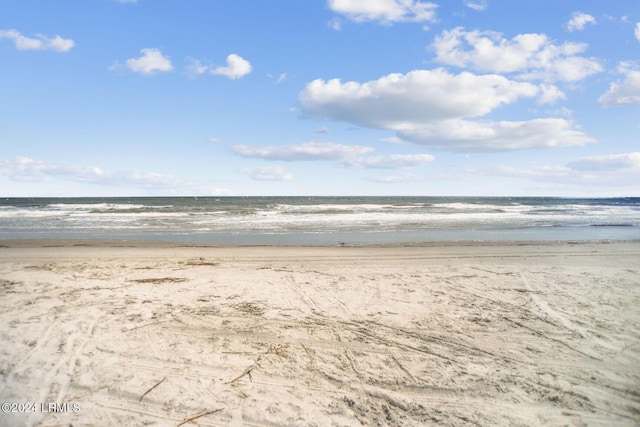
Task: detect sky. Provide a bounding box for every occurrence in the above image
[1,0,639,197]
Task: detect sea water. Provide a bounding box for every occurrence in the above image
[1,197,639,245]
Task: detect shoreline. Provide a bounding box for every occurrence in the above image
[1,239,638,426]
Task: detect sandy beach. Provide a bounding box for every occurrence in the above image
[0,239,638,426]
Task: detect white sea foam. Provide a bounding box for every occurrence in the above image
[48,203,156,210]
[1,197,638,243]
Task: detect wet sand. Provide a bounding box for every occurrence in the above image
[0,240,639,426]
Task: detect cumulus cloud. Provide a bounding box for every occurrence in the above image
[212,54,252,79]
[299,69,592,152]
[0,29,75,52]
[519,56,603,83]
[636,23,640,41]
[327,0,438,25]
[537,84,566,104]
[300,69,540,127]
[231,142,374,161]
[567,12,596,32]
[188,54,252,79]
[239,166,293,181]
[432,27,602,82]
[111,48,173,74]
[598,67,640,107]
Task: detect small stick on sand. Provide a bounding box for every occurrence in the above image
[124,319,169,333]
[226,365,255,384]
[176,409,223,426]
[139,377,166,402]
[301,343,314,362]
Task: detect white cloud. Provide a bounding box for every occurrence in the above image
[231,142,435,170]
[380,136,404,144]
[567,12,596,32]
[300,69,539,128]
[267,72,288,83]
[113,48,173,75]
[239,166,293,181]
[0,156,234,195]
[537,84,566,104]
[519,56,603,83]
[465,0,487,11]
[212,54,252,80]
[598,68,640,107]
[0,157,185,189]
[108,170,186,188]
[232,142,374,161]
[344,154,434,169]
[492,152,640,186]
[186,58,209,77]
[567,152,640,171]
[0,29,75,52]
[636,23,640,42]
[328,18,343,31]
[299,69,591,152]
[365,173,428,183]
[49,36,75,52]
[545,106,573,118]
[490,164,572,181]
[0,157,103,182]
[189,54,252,79]
[327,0,438,25]
[396,118,594,152]
[432,27,602,82]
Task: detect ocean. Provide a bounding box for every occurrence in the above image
[1,196,639,245]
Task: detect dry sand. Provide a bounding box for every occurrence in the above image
[0,239,639,426]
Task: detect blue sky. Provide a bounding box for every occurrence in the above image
[1,0,639,196]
